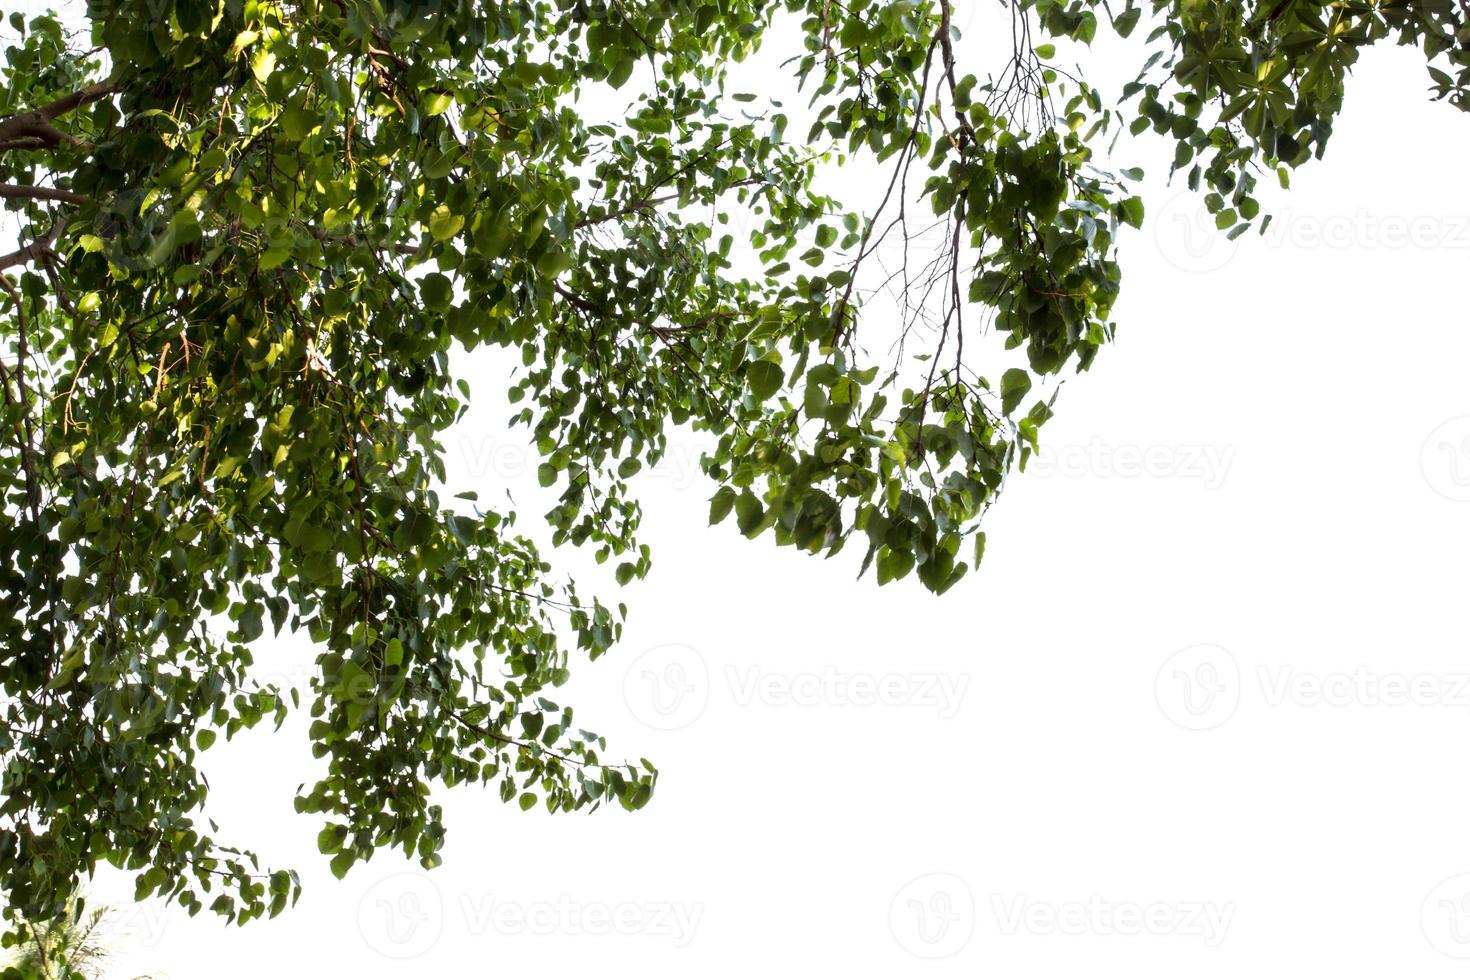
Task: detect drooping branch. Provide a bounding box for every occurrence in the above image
[830,32,940,345]
[575,176,766,229]
[575,191,682,228]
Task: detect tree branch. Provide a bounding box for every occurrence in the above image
[576,176,765,228]
[0,218,68,271]
[0,274,42,526]
[33,78,117,122]
[0,78,114,151]
[446,706,617,772]
[0,184,88,205]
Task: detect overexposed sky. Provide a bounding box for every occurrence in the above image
[7,3,1470,976]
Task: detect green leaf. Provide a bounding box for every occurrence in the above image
[709,486,737,524]
[1000,368,1033,415]
[259,246,291,270]
[876,548,914,585]
[419,272,453,310]
[250,47,276,82]
[329,851,354,879]
[317,825,345,854]
[734,490,764,536]
[607,58,634,89]
[747,359,784,401]
[429,205,464,242]
[1120,196,1145,229]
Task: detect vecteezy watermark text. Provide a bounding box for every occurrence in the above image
[623,644,971,730]
[1026,440,1235,489]
[1156,644,1470,730]
[460,895,702,947]
[357,873,702,959]
[991,894,1234,947]
[889,873,1234,958]
[1153,193,1470,273]
[725,665,969,717]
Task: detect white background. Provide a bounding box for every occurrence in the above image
[8,2,1470,976]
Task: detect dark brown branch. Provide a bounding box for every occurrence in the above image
[0,78,115,150]
[576,191,681,228]
[447,706,620,772]
[0,274,42,526]
[554,282,600,315]
[0,184,88,205]
[307,224,419,257]
[32,79,117,122]
[0,218,68,271]
[576,176,765,228]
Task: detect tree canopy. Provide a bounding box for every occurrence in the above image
[0,0,1464,935]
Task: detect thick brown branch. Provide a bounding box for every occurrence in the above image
[554,282,601,315]
[0,78,114,151]
[0,219,68,271]
[0,137,49,153]
[0,184,88,205]
[33,79,117,122]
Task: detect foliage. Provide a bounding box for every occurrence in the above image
[1,895,133,980]
[0,0,1463,935]
[1082,0,1470,233]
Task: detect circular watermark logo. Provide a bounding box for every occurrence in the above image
[1421,417,1470,502]
[1155,644,1241,731]
[1423,874,1470,959]
[357,872,444,959]
[888,872,975,959]
[622,643,709,730]
[1152,191,1242,274]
